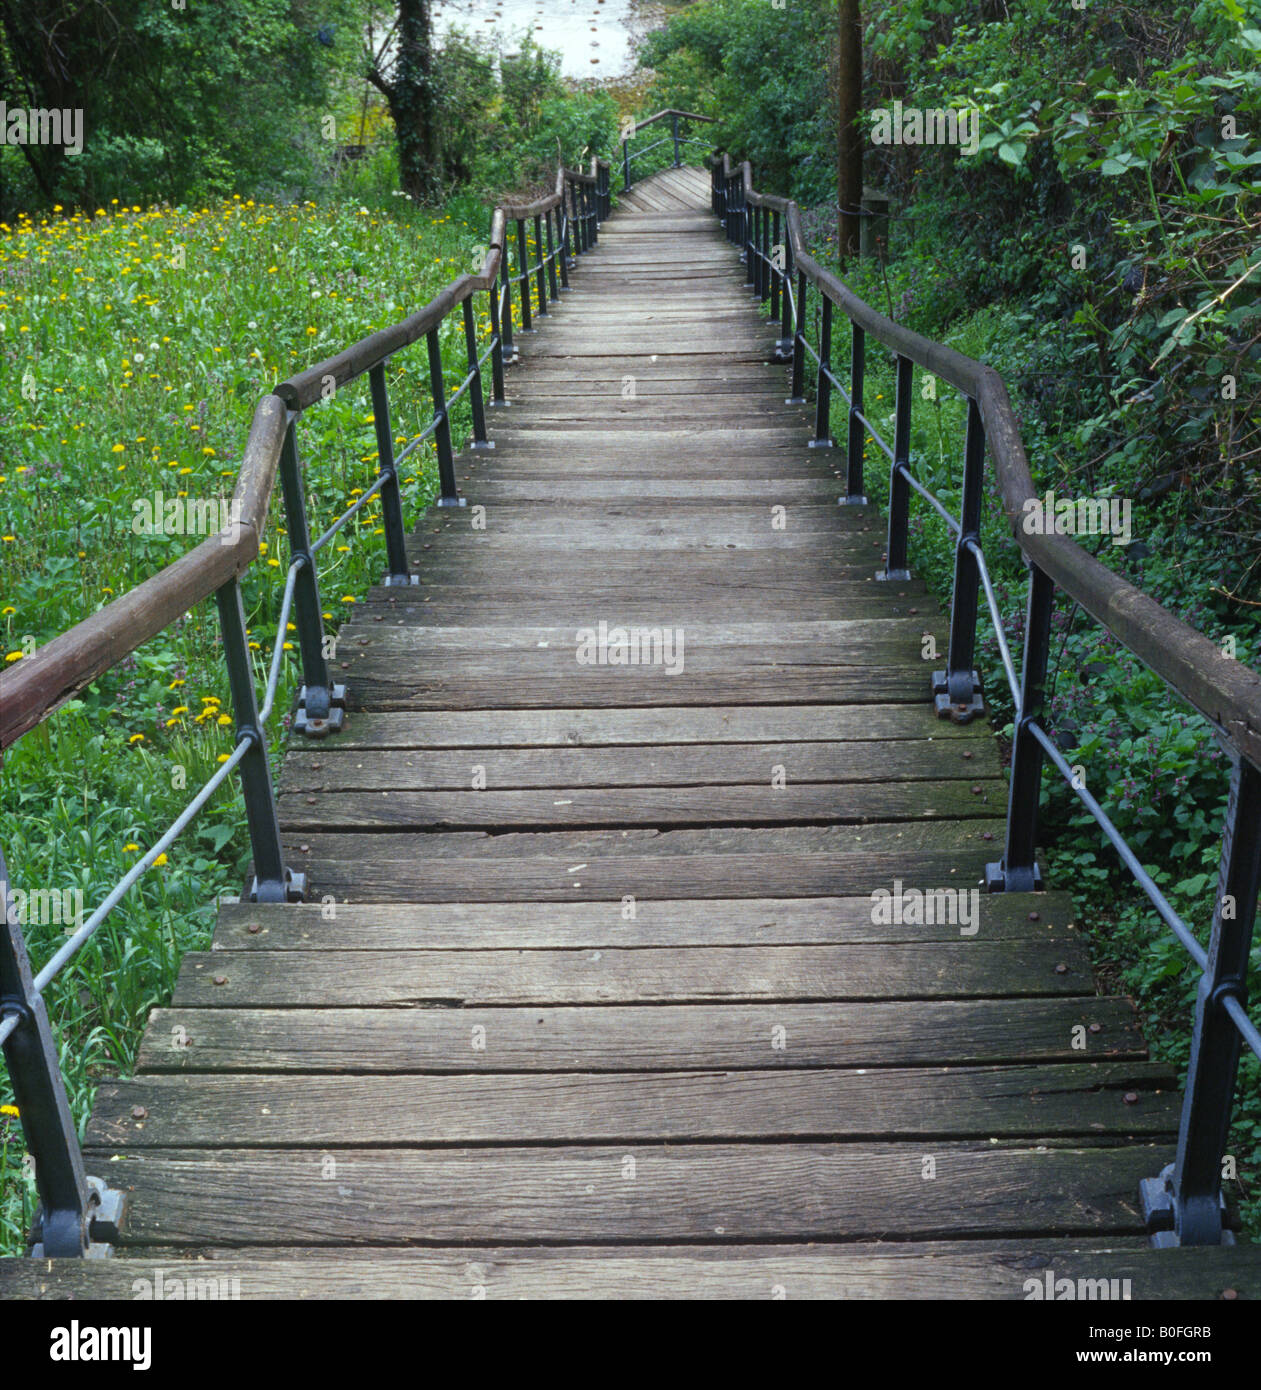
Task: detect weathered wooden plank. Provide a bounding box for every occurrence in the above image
[88,1063,1179,1148]
[358,594,932,622]
[277,740,998,793]
[495,377,785,396]
[81,1143,1171,1244]
[274,848,1014,903]
[496,368,782,389]
[286,820,1004,859]
[277,820,1017,900]
[8,1240,1261,1299]
[453,457,838,480]
[485,426,817,449]
[139,996,1141,1074]
[401,535,893,557]
[275,781,1002,832]
[416,509,866,538]
[171,941,1089,1007]
[335,619,939,651]
[432,482,851,503]
[319,705,982,750]
[413,504,878,533]
[339,669,937,712]
[209,892,1072,950]
[394,553,897,582]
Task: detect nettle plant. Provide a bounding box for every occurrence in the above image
[947,15,1261,591]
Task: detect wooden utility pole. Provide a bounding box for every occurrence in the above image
[837,0,863,259]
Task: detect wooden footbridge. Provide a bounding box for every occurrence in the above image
[3,148,1261,1299]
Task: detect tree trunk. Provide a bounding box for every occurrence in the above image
[836,0,863,260]
[391,0,441,201]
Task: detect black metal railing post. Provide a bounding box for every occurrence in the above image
[557,208,571,289]
[843,322,867,504]
[461,297,493,451]
[743,196,755,288]
[533,213,548,318]
[279,420,346,735]
[0,851,125,1255]
[788,269,807,403]
[369,363,419,587]
[777,231,795,360]
[499,253,517,363]
[623,137,631,193]
[811,294,835,452]
[216,576,306,902]
[544,210,560,303]
[932,397,986,720]
[427,326,464,508]
[488,282,509,405]
[516,219,533,332]
[985,561,1052,893]
[769,210,782,320]
[672,112,681,166]
[878,353,913,580]
[1143,756,1261,1246]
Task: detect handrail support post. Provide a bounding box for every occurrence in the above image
[1,849,127,1256]
[533,214,548,319]
[809,293,835,453]
[427,326,465,508]
[839,319,866,501]
[515,219,533,333]
[786,270,807,403]
[461,297,494,450]
[215,578,306,902]
[370,363,422,586]
[932,398,986,721]
[877,354,913,579]
[985,560,1052,893]
[279,420,345,736]
[1142,754,1261,1246]
[544,210,560,303]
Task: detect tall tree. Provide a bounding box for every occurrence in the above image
[365,0,441,201]
[836,0,862,259]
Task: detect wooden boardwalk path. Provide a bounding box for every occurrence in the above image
[10,167,1260,1298]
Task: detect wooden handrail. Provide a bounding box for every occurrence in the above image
[628,109,715,131]
[0,157,610,752]
[714,153,1261,771]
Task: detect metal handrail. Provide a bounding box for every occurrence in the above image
[712,152,1261,1249]
[621,109,716,194]
[0,156,612,1257]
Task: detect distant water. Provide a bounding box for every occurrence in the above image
[432,0,677,78]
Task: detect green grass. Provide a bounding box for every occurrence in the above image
[0,186,556,1252]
